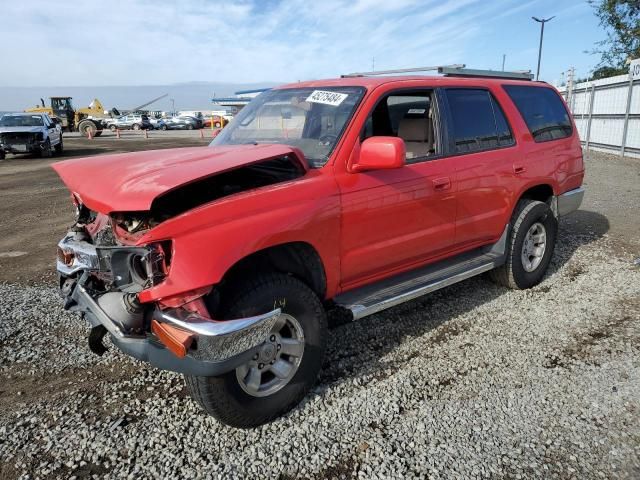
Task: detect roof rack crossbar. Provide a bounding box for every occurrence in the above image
[342,64,465,78]
[438,66,533,80]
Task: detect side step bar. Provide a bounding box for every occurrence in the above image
[335,226,509,320]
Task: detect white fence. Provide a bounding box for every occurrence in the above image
[558,74,640,158]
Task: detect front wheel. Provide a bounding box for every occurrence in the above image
[40,139,52,158]
[54,137,63,154]
[489,199,557,289]
[185,273,327,428]
[132,123,141,130]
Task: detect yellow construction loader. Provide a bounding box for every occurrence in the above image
[26,97,119,137]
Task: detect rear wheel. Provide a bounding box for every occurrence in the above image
[109,124,117,132]
[186,124,194,130]
[132,123,141,130]
[489,199,557,289]
[185,273,327,428]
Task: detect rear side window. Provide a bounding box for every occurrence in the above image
[445,89,514,154]
[503,85,572,142]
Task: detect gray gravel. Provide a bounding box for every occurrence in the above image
[1,227,638,479]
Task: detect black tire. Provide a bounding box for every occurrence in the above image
[186,124,194,130]
[0,150,5,160]
[54,136,63,154]
[109,124,117,132]
[94,130,102,137]
[132,123,141,131]
[214,121,221,128]
[489,199,557,289]
[77,120,96,138]
[40,139,52,158]
[185,273,327,428]
[161,125,167,131]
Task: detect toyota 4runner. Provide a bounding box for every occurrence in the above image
[53,68,584,428]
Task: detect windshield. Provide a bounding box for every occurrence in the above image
[211,87,365,167]
[0,115,44,127]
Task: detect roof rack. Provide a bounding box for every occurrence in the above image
[341,64,465,78]
[341,64,533,81]
[438,66,533,80]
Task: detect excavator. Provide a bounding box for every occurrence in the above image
[26,97,118,137]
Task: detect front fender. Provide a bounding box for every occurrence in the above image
[137,170,341,303]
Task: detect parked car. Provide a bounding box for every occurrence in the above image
[164,116,200,130]
[149,117,168,130]
[52,69,584,428]
[0,112,63,159]
[106,114,152,131]
[202,115,229,129]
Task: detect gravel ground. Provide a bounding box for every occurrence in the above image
[1,152,639,479]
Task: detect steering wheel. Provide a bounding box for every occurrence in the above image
[318,134,338,145]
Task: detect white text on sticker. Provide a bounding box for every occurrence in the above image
[306,90,348,106]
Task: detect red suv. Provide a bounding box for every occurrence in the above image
[54,69,584,427]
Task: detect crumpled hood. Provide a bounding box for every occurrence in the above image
[52,144,307,214]
[0,126,44,134]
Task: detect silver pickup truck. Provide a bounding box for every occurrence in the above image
[0,112,63,159]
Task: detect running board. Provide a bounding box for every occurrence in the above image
[335,226,509,320]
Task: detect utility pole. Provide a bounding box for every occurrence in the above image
[502,54,506,71]
[566,67,575,111]
[532,16,555,81]
[372,57,375,72]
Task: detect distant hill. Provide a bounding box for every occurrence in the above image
[0,82,280,112]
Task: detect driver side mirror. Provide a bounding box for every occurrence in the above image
[350,136,405,173]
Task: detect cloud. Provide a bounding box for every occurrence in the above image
[0,0,566,87]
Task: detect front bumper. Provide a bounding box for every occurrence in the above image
[59,234,281,376]
[0,142,43,154]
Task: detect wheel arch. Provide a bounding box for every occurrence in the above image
[511,183,555,216]
[212,241,327,312]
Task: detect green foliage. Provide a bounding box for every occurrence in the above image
[590,0,640,72]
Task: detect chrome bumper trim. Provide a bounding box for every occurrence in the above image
[557,187,585,216]
[70,275,280,363]
[158,308,280,338]
[156,308,281,361]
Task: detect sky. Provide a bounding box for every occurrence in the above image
[0,0,604,89]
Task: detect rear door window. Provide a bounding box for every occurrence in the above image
[503,85,572,142]
[444,89,514,154]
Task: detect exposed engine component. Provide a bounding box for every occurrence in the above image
[96,292,145,334]
[111,155,306,233]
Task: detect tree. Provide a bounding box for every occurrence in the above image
[590,0,640,77]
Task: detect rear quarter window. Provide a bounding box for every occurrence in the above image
[503,85,572,142]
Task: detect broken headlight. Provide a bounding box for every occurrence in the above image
[96,242,171,292]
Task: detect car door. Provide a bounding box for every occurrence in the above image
[44,115,59,145]
[336,88,458,289]
[441,87,516,249]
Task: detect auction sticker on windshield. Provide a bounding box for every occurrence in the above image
[306,90,348,106]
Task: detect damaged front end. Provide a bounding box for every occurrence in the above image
[56,213,280,376]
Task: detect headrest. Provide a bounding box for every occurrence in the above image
[398,117,428,142]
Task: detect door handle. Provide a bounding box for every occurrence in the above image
[432,177,451,191]
[513,165,526,174]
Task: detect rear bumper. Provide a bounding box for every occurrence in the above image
[66,272,280,376]
[557,187,585,216]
